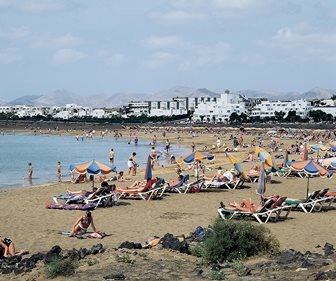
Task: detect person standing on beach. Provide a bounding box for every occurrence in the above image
[165,139,170,153]
[28,163,33,182]
[57,161,62,182]
[216,137,221,151]
[150,147,157,168]
[108,149,115,164]
[191,141,195,152]
[128,152,137,176]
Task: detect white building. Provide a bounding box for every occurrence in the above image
[149,100,188,116]
[311,107,336,117]
[193,92,246,123]
[127,101,150,116]
[251,100,312,119]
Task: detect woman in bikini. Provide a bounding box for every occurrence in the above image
[69,211,97,237]
[0,236,28,257]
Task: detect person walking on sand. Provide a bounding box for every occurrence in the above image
[128,152,137,176]
[216,137,221,150]
[108,149,115,164]
[57,161,62,182]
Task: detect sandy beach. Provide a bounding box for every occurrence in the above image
[0,125,335,260]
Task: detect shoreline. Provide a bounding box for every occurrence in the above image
[0,124,335,260]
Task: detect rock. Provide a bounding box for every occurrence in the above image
[103,273,126,280]
[315,271,328,280]
[295,268,308,272]
[14,267,24,275]
[238,267,251,276]
[91,243,103,255]
[277,250,297,264]
[79,248,89,259]
[210,263,222,271]
[44,245,62,263]
[301,259,314,268]
[68,249,81,260]
[48,245,62,255]
[118,241,142,250]
[159,233,190,254]
[6,255,22,265]
[1,265,14,274]
[323,243,334,256]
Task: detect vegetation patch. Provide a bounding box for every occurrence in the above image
[44,257,79,279]
[193,218,280,263]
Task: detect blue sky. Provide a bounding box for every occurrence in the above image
[0,0,335,100]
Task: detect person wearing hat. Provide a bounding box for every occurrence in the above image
[202,168,234,182]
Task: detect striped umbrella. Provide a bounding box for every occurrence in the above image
[177,151,215,164]
[225,152,248,180]
[255,148,276,172]
[256,166,266,198]
[71,160,116,175]
[283,149,289,167]
[287,160,333,196]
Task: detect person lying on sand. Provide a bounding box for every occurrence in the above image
[116,171,131,182]
[222,199,263,212]
[202,169,235,182]
[69,211,97,237]
[0,236,29,258]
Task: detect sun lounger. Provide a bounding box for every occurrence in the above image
[200,175,244,190]
[218,197,291,224]
[46,203,96,210]
[284,190,324,213]
[165,174,189,193]
[116,178,165,200]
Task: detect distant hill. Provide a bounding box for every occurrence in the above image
[8,95,42,106]
[238,87,336,101]
[2,86,336,107]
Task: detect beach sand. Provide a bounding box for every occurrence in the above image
[0,127,335,257]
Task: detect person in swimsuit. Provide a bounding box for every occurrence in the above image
[69,211,97,237]
[0,236,28,257]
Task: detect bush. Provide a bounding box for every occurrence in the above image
[44,258,79,279]
[208,270,226,280]
[195,218,279,263]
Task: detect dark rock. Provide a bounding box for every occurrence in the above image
[79,248,89,259]
[6,255,22,265]
[13,267,24,275]
[323,243,334,256]
[103,273,126,280]
[118,241,142,250]
[210,263,222,271]
[315,271,328,280]
[1,264,14,274]
[91,243,104,255]
[301,259,314,268]
[68,249,81,260]
[48,245,62,255]
[238,267,251,277]
[44,245,62,263]
[159,233,190,254]
[277,250,297,264]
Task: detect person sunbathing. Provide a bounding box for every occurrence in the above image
[247,165,260,178]
[224,199,263,212]
[168,174,184,186]
[116,171,131,182]
[0,236,29,257]
[69,211,97,237]
[71,173,87,184]
[202,169,235,182]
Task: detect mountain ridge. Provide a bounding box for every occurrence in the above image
[1,86,335,107]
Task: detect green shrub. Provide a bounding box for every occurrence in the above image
[44,258,79,279]
[115,254,133,263]
[195,218,280,263]
[208,270,226,280]
[229,259,245,273]
[86,258,99,266]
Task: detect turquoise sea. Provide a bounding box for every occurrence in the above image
[0,134,188,189]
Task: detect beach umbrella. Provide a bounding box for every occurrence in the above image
[177,151,215,164]
[311,143,329,152]
[283,149,289,168]
[178,151,214,183]
[225,152,248,180]
[287,160,333,197]
[144,155,153,181]
[256,167,266,198]
[71,160,116,175]
[255,147,276,171]
[326,143,336,152]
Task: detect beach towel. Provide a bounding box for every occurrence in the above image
[46,203,96,210]
[59,231,110,239]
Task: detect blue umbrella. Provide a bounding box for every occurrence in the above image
[178,151,215,164]
[70,160,117,175]
[144,155,153,181]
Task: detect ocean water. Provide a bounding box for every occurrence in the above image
[0,134,189,189]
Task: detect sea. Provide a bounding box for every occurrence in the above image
[0,133,189,189]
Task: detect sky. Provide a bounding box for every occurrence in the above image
[0,0,335,100]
